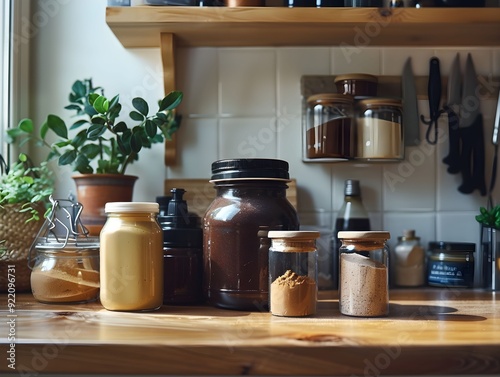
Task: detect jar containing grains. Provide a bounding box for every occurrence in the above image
[268,230,319,317]
[338,231,390,317]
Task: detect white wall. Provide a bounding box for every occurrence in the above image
[29,0,500,252]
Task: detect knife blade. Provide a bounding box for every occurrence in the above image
[402,57,420,146]
[443,53,462,174]
[457,53,486,196]
[488,89,500,208]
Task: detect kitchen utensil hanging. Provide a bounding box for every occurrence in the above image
[402,57,420,147]
[488,88,500,208]
[421,57,445,145]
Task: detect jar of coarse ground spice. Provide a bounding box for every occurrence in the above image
[268,230,319,317]
[338,231,390,317]
[203,159,299,311]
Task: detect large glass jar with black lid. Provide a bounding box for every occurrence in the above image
[203,159,299,311]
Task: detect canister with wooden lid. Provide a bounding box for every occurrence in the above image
[306,93,355,160]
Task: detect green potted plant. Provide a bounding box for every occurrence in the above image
[7,78,183,234]
[0,153,54,292]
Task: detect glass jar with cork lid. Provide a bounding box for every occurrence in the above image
[268,230,319,317]
[338,231,390,317]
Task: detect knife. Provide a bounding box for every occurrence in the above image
[488,88,500,208]
[442,53,461,174]
[402,57,420,146]
[457,54,486,196]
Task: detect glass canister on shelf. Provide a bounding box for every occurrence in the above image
[355,98,404,161]
[100,202,164,311]
[29,197,100,304]
[203,158,299,311]
[392,229,425,287]
[268,231,319,317]
[305,93,355,160]
[338,231,390,317]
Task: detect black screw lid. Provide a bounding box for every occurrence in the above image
[210,158,290,181]
[428,241,475,253]
[157,188,202,249]
[344,179,361,196]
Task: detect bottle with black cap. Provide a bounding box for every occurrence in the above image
[332,179,371,289]
[158,188,203,305]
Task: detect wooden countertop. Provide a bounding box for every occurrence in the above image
[1,289,499,375]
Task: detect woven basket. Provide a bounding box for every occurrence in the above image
[0,202,45,292]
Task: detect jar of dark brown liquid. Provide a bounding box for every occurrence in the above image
[203,159,299,311]
[306,93,355,160]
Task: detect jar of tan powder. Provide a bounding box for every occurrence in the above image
[30,237,100,304]
[100,202,163,311]
[268,230,319,317]
[338,231,390,317]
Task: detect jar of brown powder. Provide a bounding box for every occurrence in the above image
[268,231,319,317]
[203,159,299,311]
[338,231,390,317]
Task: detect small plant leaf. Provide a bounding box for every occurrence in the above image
[113,121,128,133]
[18,118,34,133]
[47,115,68,139]
[81,144,101,159]
[132,97,149,117]
[87,124,107,140]
[159,91,183,111]
[59,149,77,166]
[40,120,49,139]
[71,129,88,148]
[129,111,144,121]
[145,119,157,138]
[70,119,90,130]
[93,95,109,114]
[130,132,143,153]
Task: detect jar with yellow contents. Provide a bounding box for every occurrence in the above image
[100,202,163,311]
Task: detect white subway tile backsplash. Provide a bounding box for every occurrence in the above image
[277,47,331,116]
[219,117,278,160]
[331,47,381,75]
[177,48,218,116]
[219,48,276,117]
[172,46,499,247]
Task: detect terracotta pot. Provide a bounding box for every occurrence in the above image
[73,174,138,236]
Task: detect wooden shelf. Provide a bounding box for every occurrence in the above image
[106,7,500,48]
[105,6,500,165]
[2,290,500,375]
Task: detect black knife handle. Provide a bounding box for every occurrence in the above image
[442,107,461,174]
[428,57,442,121]
[458,114,487,196]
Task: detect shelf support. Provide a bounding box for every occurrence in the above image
[161,33,177,166]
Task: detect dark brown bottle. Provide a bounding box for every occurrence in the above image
[203,159,299,311]
[332,180,371,289]
[158,188,203,305]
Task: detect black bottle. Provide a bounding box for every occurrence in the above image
[332,179,371,289]
[157,188,203,305]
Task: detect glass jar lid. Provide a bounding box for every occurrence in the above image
[210,158,290,182]
[105,202,159,214]
[357,98,402,109]
[338,231,390,240]
[428,241,475,253]
[307,93,354,105]
[34,236,100,251]
[334,74,378,83]
[268,230,320,240]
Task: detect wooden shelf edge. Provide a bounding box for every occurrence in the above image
[106,7,500,48]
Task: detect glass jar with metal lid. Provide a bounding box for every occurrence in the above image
[306,93,355,160]
[268,230,319,317]
[338,230,390,317]
[355,98,403,161]
[29,197,100,304]
[427,242,475,288]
